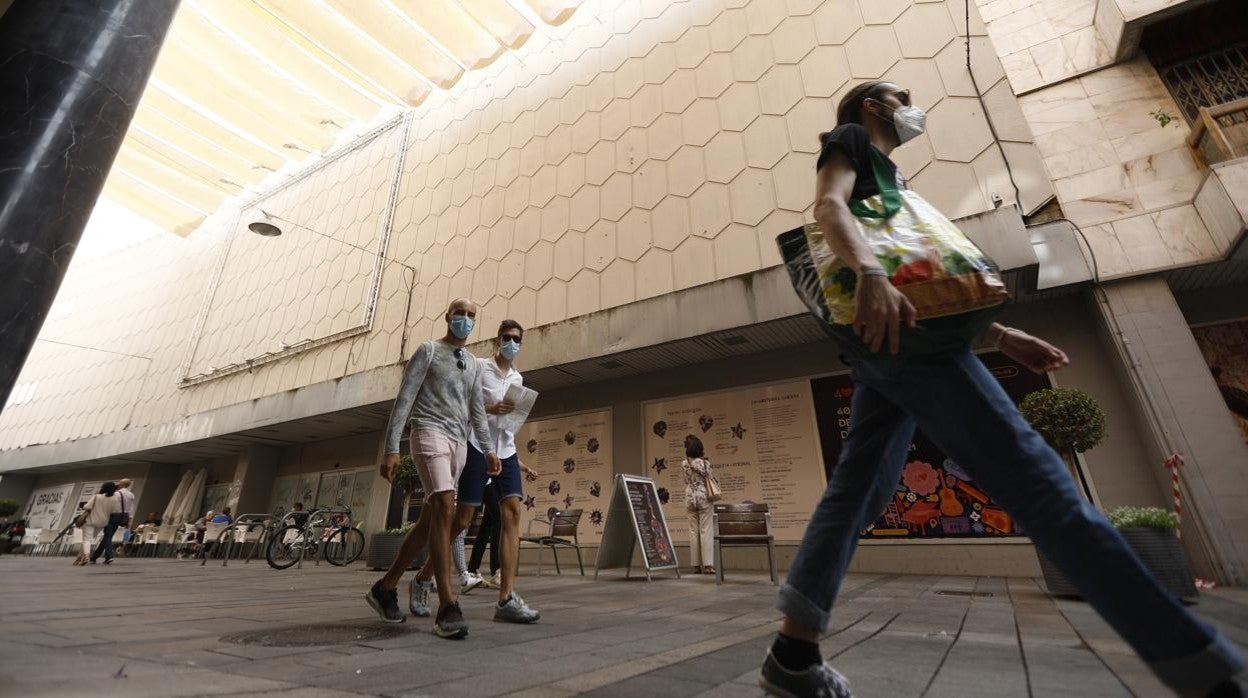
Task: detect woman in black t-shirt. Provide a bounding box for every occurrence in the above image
[759,81,1244,698]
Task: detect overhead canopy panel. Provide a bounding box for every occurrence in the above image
[104,0,581,237]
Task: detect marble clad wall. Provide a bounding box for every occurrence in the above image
[0,0,1050,456]
[1019,57,1222,279]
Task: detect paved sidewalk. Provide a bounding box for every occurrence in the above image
[0,556,1244,697]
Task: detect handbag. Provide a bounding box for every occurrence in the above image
[702,461,723,502]
[777,149,1008,350]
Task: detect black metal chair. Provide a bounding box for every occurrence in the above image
[519,508,584,576]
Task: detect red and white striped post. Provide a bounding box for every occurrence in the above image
[1163,454,1184,538]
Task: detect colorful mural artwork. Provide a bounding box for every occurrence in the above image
[810,352,1051,539]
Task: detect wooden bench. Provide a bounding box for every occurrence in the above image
[713,503,777,585]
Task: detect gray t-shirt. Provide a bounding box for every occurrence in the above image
[384,340,493,455]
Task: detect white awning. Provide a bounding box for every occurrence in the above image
[106,0,581,237]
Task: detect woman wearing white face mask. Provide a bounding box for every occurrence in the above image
[759,81,1246,698]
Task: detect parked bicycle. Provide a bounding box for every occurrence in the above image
[265,506,364,569]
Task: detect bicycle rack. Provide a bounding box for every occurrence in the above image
[216,514,275,567]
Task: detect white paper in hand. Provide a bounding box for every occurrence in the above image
[498,383,538,434]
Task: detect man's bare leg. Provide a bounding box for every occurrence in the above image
[379,504,433,591]
[414,503,476,582]
[498,496,522,602]
[425,491,459,608]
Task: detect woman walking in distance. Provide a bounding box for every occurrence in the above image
[758,80,1246,698]
[78,481,121,565]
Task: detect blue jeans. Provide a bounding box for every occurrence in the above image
[779,348,1244,692]
[91,513,124,561]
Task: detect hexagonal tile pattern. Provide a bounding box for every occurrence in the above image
[553,230,585,281]
[651,195,691,250]
[631,161,667,210]
[523,240,554,290]
[681,99,720,146]
[770,17,818,65]
[859,0,909,25]
[772,152,816,212]
[925,96,994,163]
[759,66,804,116]
[894,3,956,59]
[566,268,600,317]
[703,131,747,184]
[687,182,731,239]
[743,116,790,168]
[845,26,902,79]
[812,0,863,45]
[584,219,617,272]
[619,207,654,258]
[599,258,636,309]
[727,167,776,226]
[719,83,762,132]
[798,46,851,98]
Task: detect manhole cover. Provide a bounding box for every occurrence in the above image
[222,622,408,647]
[934,590,993,598]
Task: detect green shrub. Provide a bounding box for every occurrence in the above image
[1106,506,1178,532]
[391,454,421,499]
[1019,388,1107,453]
[0,499,18,518]
[383,523,414,536]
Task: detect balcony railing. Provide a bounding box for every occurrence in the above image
[1188,97,1248,166]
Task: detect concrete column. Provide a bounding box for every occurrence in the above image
[1094,277,1248,584]
[0,0,179,404]
[233,446,280,516]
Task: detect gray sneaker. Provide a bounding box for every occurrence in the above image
[433,602,469,639]
[494,591,540,623]
[759,651,852,698]
[409,578,433,617]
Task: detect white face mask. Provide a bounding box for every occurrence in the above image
[889,105,927,144]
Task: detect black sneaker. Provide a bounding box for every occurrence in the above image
[432,602,469,639]
[364,581,405,624]
[759,651,852,698]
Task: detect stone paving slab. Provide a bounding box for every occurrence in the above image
[0,556,1244,697]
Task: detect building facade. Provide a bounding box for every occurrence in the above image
[2,0,1246,582]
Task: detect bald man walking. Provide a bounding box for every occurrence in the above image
[366,298,500,639]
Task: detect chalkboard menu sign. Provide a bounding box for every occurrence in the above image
[594,475,680,580]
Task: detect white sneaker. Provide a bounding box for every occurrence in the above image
[409,578,433,617]
[461,571,484,593]
[486,570,501,588]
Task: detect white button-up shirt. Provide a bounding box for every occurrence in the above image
[469,356,523,459]
[118,487,135,518]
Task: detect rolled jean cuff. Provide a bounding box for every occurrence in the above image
[1150,632,1246,693]
[777,583,830,634]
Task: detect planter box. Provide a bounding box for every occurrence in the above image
[1039,527,1197,601]
[366,533,428,571]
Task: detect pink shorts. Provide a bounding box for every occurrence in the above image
[410,429,467,500]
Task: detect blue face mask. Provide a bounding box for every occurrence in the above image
[449,315,474,339]
[499,339,520,360]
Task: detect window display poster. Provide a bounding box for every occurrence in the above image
[75,482,103,514]
[1192,320,1248,447]
[23,484,75,530]
[643,381,826,541]
[810,352,1050,539]
[515,410,612,545]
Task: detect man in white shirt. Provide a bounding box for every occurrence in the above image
[407,319,540,624]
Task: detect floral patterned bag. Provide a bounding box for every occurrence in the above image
[783,149,1009,327]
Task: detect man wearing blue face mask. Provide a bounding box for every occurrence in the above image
[443,319,540,623]
[367,297,500,639]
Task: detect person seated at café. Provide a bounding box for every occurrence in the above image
[211,507,233,524]
[3,519,26,554]
[284,502,310,528]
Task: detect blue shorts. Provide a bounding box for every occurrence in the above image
[458,445,523,507]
